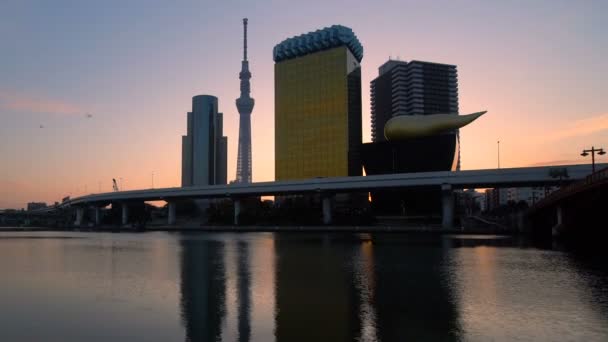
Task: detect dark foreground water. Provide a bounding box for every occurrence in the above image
[1,231,607,341]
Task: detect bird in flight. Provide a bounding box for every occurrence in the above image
[85,113,93,118]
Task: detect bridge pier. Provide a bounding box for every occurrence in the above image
[94,207,101,226]
[75,207,84,226]
[121,203,129,226]
[552,205,564,237]
[322,195,332,225]
[168,202,176,225]
[234,199,241,225]
[441,184,454,229]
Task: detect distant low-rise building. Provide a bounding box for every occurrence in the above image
[27,202,47,211]
[507,186,558,205]
[485,186,559,211]
[485,188,508,211]
[458,189,485,215]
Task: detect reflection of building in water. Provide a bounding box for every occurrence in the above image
[274,236,360,341]
[371,235,459,340]
[180,236,273,342]
[179,239,226,341]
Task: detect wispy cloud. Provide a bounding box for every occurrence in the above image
[527,160,584,167]
[545,113,608,141]
[0,90,82,116]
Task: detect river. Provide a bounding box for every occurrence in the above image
[0,231,606,341]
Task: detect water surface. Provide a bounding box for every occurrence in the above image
[0,231,607,341]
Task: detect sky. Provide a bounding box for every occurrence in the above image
[1,0,607,209]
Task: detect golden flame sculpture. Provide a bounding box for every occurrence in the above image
[384,111,487,140]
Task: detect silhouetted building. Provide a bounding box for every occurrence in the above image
[362,136,459,175]
[485,188,508,211]
[364,60,460,175]
[506,186,557,206]
[182,95,228,186]
[274,25,363,180]
[27,202,47,211]
[362,59,461,215]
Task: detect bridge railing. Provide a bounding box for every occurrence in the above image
[533,166,608,209]
[587,166,608,184]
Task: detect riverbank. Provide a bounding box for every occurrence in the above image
[0,224,514,234]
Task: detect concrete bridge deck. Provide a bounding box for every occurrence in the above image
[63,163,600,205]
[22,163,605,229]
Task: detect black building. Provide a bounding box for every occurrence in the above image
[364,59,460,216]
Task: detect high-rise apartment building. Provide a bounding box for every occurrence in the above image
[181,95,227,186]
[371,59,459,142]
[273,25,363,181]
[363,60,460,215]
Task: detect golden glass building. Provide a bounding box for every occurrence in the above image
[274,25,363,181]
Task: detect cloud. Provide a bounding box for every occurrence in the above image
[527,160,584,167]
[545,113,608,141]
[0,90,82,116]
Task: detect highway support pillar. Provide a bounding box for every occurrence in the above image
[94,207,101,226]
[322,195,332,225]
[234,199,241,225]
[121,203,129,226]
[552,205,564,237]
[75,207,84,226]
[168,202,176,225]
[441,184,454,229]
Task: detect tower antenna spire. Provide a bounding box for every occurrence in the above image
[236,18,254,183]
[243,18,248,61]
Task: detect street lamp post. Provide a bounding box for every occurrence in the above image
[497,140,500,169]
[581,146,606,173]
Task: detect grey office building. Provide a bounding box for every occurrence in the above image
[181,95,228,186]
[370,59,459,169]
[371,60,459,140]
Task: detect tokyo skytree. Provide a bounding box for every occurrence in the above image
[235,18,254,183]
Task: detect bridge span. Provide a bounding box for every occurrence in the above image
[49,163,604,228]
[529,166,608,238]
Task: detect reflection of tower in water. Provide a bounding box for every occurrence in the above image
[180,237,264,342]
[237,240,251,342]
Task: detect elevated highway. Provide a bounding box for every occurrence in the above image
[39,163,604,228]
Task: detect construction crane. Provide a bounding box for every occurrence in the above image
[112,178,119,192]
